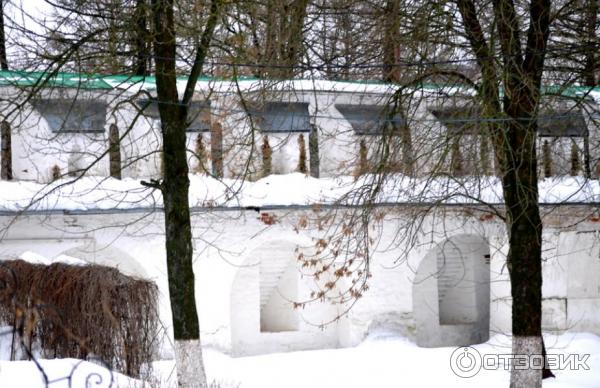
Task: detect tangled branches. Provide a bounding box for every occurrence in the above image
[0,259,158,378]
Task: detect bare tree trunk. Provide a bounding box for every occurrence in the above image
[263,0,279,77]
[399,122,414,176]
[211,122,223,178]
[542,139,552,178]
[1,120,11,180]
[568,0,594,177]
[571,142,581,176]
[309,124,320,178]
[503,110,544,388]
[262,0,308,78]
[0,0,8,71]
[283,0,309,77]
[498,1,551,385]
[340,8,352,80]
[584,134,592,178]
[383,12,414,176]
[456,0,552,386]
[109,123,122,179]
[134,0,150,76]
[480,135,491,175]
[583,0,598,86]
[383,0,401,82]
[149,0,221,386]
[152,2,205,384]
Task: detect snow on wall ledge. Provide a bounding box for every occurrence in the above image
[0,173,599,213]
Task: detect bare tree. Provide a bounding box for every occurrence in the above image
[0,0,8,71]
[289,2,566,387]
[142,0,223,386]
[0,0,223,385]
[455,2,551,386]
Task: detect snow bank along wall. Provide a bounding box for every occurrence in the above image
[1,77,599,183]
[1,205,599,357]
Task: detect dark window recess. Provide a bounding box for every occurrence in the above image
[250,102,311,133]
[432,107,589,138]
[336,104,406,135]
[537,110,588,137]
[430,107,483,135]
[136,99,211,132]
[33,99,107,133]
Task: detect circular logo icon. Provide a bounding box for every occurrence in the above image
[450,346,482,378]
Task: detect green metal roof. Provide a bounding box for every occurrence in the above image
[0,70,598,96]
[0,70,115,89]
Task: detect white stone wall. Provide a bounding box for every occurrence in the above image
[1,206,600,357]
[2,84,595,182]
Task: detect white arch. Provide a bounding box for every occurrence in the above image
[60,243,149,279]
[229,238,340,356]
[413,234,490,347]
[230,240,301,341]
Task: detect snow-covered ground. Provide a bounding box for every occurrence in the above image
[175,332,600,388]
[1,331,598,387]
[0,173,599,212]
[0,358,142,388]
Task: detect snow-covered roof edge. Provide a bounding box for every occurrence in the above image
[2,70,599,98]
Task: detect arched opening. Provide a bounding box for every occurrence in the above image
[413,234,490,347]
[230,239,343,356]
[260,258,299,332]
[437,239,479,325]
[61,244,148,279]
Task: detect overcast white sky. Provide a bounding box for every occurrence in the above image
[2,1,60,68]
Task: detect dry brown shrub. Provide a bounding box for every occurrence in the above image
[0,259,158,378]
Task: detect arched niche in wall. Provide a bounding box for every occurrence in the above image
[229,240,304,353]
[0,240,148,280]
[60,244,148,279]
[413,234,490,347]
[259,248,299,333]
